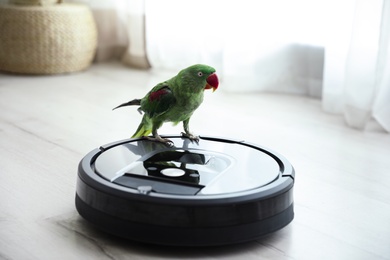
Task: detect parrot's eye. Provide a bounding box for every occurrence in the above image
[197,71,203,77]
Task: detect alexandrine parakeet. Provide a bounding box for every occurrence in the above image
[113,64,219,144]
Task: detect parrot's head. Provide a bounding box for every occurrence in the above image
[179,64,219,92]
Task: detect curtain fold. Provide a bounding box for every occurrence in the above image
[65,0,149,68]
[120,0,150,69]
[323,0,389,132]
[372,0,390,132]
[323,0,389,131]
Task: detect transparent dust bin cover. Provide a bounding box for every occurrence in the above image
[93,137,281,195]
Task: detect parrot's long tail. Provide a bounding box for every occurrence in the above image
[132,115,152,138]
[112,99,141,110]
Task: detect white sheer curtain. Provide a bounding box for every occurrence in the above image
[323,0,390,131]
[65,0,389,132]
[145,0,390,133]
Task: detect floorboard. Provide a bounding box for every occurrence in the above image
[1,63,389,259]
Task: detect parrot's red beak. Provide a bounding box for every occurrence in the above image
[205,73,219,92]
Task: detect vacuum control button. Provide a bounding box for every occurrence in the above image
[161,168,185,177]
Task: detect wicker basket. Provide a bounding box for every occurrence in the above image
[0,3,97,74]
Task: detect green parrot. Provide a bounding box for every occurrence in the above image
[113,64,219,144]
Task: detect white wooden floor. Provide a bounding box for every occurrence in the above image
[1,63,389,260]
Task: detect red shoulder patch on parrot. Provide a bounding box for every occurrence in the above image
[149,88,170,102]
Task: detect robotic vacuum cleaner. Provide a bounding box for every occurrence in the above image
[75,136,295,246]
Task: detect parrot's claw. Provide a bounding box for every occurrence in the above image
[144,135,174,146]
[181,132,200,143]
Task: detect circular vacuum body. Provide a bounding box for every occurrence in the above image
[76,136,295,246]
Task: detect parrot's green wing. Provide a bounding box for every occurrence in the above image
[141,82,176,118]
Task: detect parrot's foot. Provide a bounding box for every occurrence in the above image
[144,135,174,146]
[181,132,199,143]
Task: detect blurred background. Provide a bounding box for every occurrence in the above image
[1,0,388,133]
[66,0,390,133]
